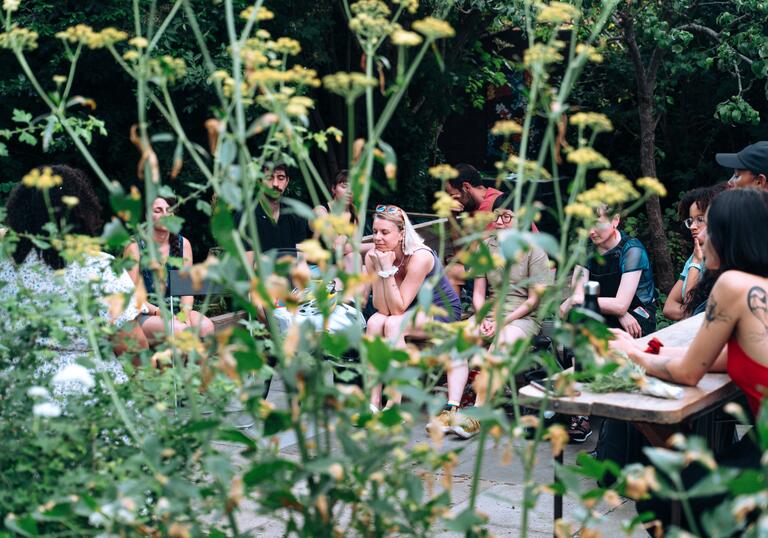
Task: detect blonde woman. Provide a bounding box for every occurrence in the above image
[365,204,461,410]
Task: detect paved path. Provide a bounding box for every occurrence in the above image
[213,377,646,537]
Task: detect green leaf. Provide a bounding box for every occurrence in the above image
[101,218,131,248]
[12,109,32,124]
[377,139,397,189]
[216,428,257,449]
[182,419,220,433]
[196,199,212,216]
[110,189,143,225]
[41,116,56,153]
[3,514,38,536]
[211,201,236,254]
[18,131,37,146]
[0,142,7,157]
[244,459,298,486]
[442,507,485,532]
[157,215,184,234]
[363,336,408,373]
[643,447,686,477]
[263,410,292,436]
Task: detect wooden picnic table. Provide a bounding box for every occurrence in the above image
[518,313,742,531]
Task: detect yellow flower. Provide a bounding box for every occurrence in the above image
[169,331,206,356]
[0,27,39,50]
[297,239,331,265]
[392,0,419,13]
[567,147,610,168]
[576,43,603,63]
[523,43,563,66]
[390,29,422,47]
[428,164,459,181]
[536,1,580,25]
[149,55,187,83]
[52,74,66,85]
[210,70,229,82]
[433,191,461,218]
[499,155,552,179]
[128,36,148,49]
[636,176,667,197]
[545,424,569,457]
[269,37,301,56]
[323,71,376,101]
[240,6,274,21]
[51,234,102,261]
[564,203,593,220]
[22,167,62,190]
[3,0,20,12]
[61,196,79,207]
[412,17,455,39]
[569,112,612,132]
[490,120,523,137]
[314,213,355,238]
[122,49,140,62]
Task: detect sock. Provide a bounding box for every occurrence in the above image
[444,400,460,411]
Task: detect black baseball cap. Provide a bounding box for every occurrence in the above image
[715,141,768,173]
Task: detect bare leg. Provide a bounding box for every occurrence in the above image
[138,315,191,344]
[366,312,387,409]
[186,310,215,337]
[476,324,527,406]
[447,360,469,403]
[381,311,431,407]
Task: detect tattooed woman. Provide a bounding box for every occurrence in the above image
[610,188,768,535]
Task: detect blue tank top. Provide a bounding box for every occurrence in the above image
[407,248,462,322]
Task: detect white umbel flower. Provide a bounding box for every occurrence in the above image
[53,363,95,390]
[33,402,62,417]
[27,386,50,399]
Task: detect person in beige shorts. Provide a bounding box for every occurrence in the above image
[472,199,551,346]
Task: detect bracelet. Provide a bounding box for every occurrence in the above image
[689,263,703,272]
[377,267,398,279]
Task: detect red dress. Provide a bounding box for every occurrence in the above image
[726,337,768,416]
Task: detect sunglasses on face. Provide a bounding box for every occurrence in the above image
[683,215,705,229]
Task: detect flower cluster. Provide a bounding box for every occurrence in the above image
[271,37,301,56]
[576,43,604,63]
[523,42,564,67]
[392,0,419,13]
[169,331,206,356]
[428,164,459,181]
[55,25,127,49]
[323,71,377,101]
[61,196,79,207]
[566,147,610,168]
[0,27,39,50]
[3,0,20,12]
[284,95,314,117]
[498,155,552,179]
[390,28,422,47]
[149,55,187,84]
[536,1,580,25]
[491,120,523,137]
[22,167,62,190]
[52,234,102,261]
[572,170,641,212]
[297,239,331,266]
[240,6,274,21]
[433,191,461,218]
[564,203,593,220]
[569,112,612,132]
[349,0,394,42]
[636,176,667,197]
[412,17,455,39]
[314,212,356,240]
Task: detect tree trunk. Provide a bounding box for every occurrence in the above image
[621,13,676,293]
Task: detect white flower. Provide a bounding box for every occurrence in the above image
[53,363,95,390]
[33,402,62,418]
[3,0,20,13]
[27,386,50,399]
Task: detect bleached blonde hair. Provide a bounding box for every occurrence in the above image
[374,205,426,255]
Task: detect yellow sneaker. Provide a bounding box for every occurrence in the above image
[450,412,480,439]
[425,408,454,435]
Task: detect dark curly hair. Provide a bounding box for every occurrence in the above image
[5,165,103,269]
[676,183,727,221]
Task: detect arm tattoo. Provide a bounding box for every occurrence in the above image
[747,286,768,341]
[704,298,730,327]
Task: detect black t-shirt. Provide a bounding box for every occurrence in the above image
[252,201,311,253]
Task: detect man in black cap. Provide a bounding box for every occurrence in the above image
[716,141,768,190]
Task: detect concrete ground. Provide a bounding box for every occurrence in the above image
[213,377,647,537]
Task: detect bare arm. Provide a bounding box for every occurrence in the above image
[366,250,390,315]
[473,276,487,314]
[663,279,686,321]
[559,265,588,317]
[378,250,433,316]
[598,270,642,316]
[123,242,141,286]
[621,276,739,385]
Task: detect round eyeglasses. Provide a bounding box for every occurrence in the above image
[494,212,514,224]
[683,215,705,229]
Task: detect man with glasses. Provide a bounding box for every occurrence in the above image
[716,141,768,190]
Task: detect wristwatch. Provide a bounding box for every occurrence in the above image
[377,267,398,279]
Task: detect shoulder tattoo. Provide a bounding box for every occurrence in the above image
[704,297,730,327]
[747,286,768,339]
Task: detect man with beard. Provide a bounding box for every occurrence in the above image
[249,163,312,253]
[444,163,503,222]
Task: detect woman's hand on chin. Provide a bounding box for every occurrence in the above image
[373,249,396,270]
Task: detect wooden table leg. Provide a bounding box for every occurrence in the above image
[554,450,563,535]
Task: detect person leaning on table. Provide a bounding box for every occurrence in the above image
[610,188,768,536]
